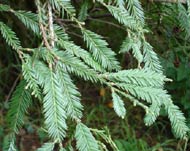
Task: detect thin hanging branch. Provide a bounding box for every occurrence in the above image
[48,2,55,48]
[36,0,51,49]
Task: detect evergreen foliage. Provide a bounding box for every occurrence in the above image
[55,51,100,82]
[56,64,83,119]
[111,91,126,119]
[144,102,160,126]
[59,40,104,72]
[13,11,39,34]
[142,41,163,73]
[49,0,76,17]
[0,22,21,50]
[120,36,143,64]
[0,0,189,150]
[126,0,144,23]
[75,123,100,151]
[105,5,138,30]
[78,1,88,21]
[7,80,32,133]
[165,101,190,139]
[106,68,165,88]
[22,56,42,100]
[37,143,55,151]
[178,3,190,38]
[2,134,16,151]
[116,0,125,8]
[0,4,10,12]
[82,29,120,71]
[42,68,67,141]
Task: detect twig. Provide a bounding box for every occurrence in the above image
[0,74,21,114]
[5,75,21,103]
[87,17,125,30]
[36,0,51,49]
[48,2,55,48]
[40,24,51,49]
[89,13,112,19]
[114,88,149,111]
[66,31,83,39]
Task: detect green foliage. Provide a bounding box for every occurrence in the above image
[13,11,39,34]
[2,134,16,151]
[163,51,190,130]
[111,91,126,119]
[55,51,100,82]
[165,101,189,139]
[29,59,50,86]
[59,40,104,72]
[115,139,148,151]
[120,36,143,64]
[0,3,39,35]
[144,102,160,126]
[22,56,42,100]
[91,128,119,151]
[0,4,11,12]
[7,141,16,151]
[56,64,83,119]
[7,80,32,133]
[126,0,144,23]
[0,22,21,50]
[105,4,139,30]
[75,123,100,151]
[143,41,163,73]
[49,0,76,17]
[178,3,190,38]
[37,142,55,151]
[0,0,189,150]
[188,0,190,14]
[42,67,67,141]
[106,69,165,88]
[116,0,125,8]
[82,29,120,71]
[116,83,165,105]
[54,25,69,41]
[78,0,88,21]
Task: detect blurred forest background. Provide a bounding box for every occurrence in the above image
[0,0,190,150]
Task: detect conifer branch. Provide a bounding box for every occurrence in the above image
[48,2,55,48]
[0,4,11,12]
[43,69,67,141]
[56,64,83,120]
[0,22,21,50]
[36,0,51,49]
[75,123,100,151]
[7,80,32,133]
[82,29,121,71]
[111,89,126,119]
[1,1,189,149]
[37,142,55,151]
[13,11,40,35]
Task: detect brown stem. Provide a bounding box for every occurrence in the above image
[40,24,51,49]
[48,2,55,48]
[36,0,51,49]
